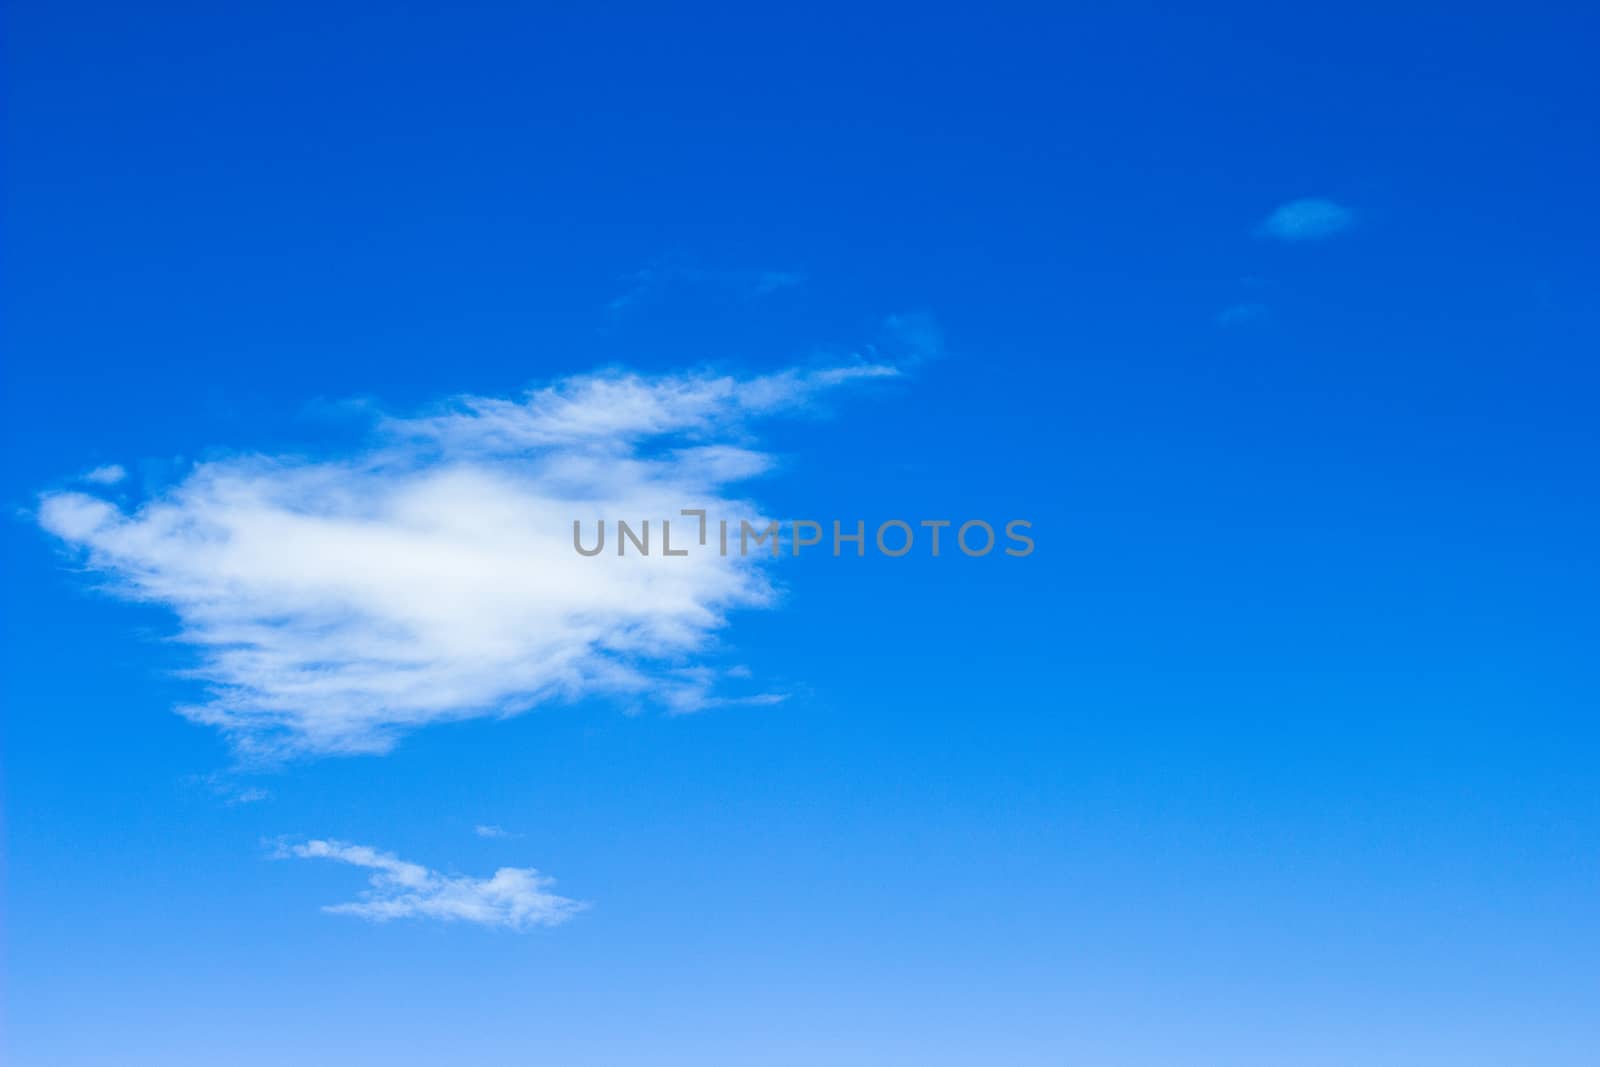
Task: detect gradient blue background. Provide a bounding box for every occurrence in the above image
[4,3,1597,1064]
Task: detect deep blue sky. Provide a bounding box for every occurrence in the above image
[4,3,1598,1064]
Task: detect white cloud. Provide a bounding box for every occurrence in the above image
[1257,198,1355,242]
[752,270,807,295]
[38,358,900,758]
[879,312,944,364]
[1216,301,1269,327]
[82,464,127,485]
[607,261,806,315]
[386,363,896,454]
[474,824,513,838]
[274,838,583,930]
[187,771,273,805]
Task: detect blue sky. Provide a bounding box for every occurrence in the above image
[4,3,1598,1064]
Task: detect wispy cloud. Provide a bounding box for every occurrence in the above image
[751,270,806,296]
[38,349,906,758]
[385,362,897,454]
[474,824,514,839]
[272,838,583,930]
[607,260,806,316]
[187,771,273,805]
[1216,301,1270,327]
[878,312,944,365]
[1256,198,1355,242]
[82,464,127,486]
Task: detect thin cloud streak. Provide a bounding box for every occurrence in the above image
[82,464,127,485]
[607,261,806,316]
[1257,198,1355,242]
[273,838,584,930]
[1216,301,1270,327]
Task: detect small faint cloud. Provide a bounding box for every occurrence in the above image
[606,267,662,315]
[607,260,806,318]
[752,270,806,295]
[186,772,273,805]
[272,838,584,931]
[879,312,944,364]
[704,692,786,709]
[474,824,514,839]
[1256,198,1355,242]
[1216,302,1270,327]
[301,394,381,424]
[82,464,127,486]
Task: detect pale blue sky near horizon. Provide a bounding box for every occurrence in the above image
[4,3,1598,1064]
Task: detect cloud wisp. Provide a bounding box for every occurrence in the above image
[38,356,903,759]
[606,260,806,317]
[1256,198,1355,242]
[1216,301,1270,327]
[273,839,584,930]
[82,463,127,486]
